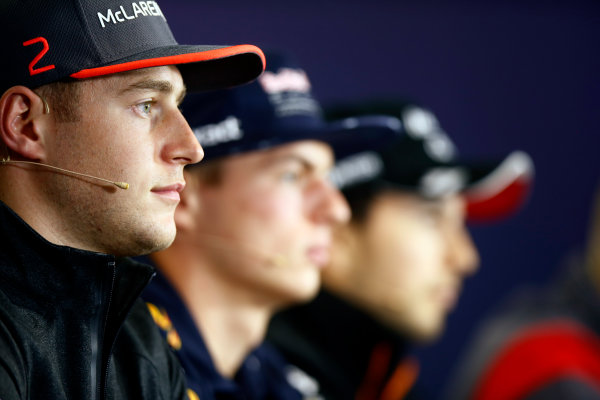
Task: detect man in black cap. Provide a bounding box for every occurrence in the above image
[141,52,401,400]
[0,0,264,398]
[267,100,534,400]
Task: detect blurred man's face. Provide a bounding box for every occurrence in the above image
[324,192,479,342]
[183,140,350,307]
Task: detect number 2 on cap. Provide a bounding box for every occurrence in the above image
[23,37,56,76]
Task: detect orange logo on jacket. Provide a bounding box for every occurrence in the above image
[187,388,200,400]
[146,302,182,350]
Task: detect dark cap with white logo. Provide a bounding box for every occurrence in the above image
[0,0,265,93]
[326,100,535,222]
[182,51,402,161]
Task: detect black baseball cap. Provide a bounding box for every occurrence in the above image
[0,0,265,93]
[182,51,402,161]
[326,100,534,222]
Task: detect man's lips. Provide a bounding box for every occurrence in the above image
[151,183,185,202]
[306,245,331,268]
[435,284,460,311]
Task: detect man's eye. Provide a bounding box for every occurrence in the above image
[135,101,154,116]
[280,171,300,182]
[418,205,444,226]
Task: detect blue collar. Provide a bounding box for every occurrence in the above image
[142,268,305,400]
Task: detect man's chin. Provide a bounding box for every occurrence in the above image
[377,311,446,343]
[408,319,446,344]
[120,227,176,257]
[276,279,321,308]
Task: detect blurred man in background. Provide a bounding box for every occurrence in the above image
[142,54,401,399]
[268,99,534,400]
[448,187,600,399]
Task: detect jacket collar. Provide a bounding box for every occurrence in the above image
[143,270,301,399]
[274,290,410,383]
[0,200,155,311]
[142,271,234,392]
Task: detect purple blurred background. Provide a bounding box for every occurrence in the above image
[162,1,600,397]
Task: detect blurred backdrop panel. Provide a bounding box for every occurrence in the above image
[162,1,600,398]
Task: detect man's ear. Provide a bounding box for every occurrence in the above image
[0,86,51,161]
[174,169,203,233]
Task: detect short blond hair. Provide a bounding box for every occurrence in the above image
[35,80,83,123]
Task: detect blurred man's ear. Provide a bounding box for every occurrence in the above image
[0,86,50,161]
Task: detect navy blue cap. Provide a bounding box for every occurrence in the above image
[182,51,402,161]
[1,0,265,93]
[326,100,534,222]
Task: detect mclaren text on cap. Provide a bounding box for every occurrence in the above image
[97,1,166,28]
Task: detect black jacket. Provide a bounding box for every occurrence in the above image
[0,201,189,400]
[267,290,419,400]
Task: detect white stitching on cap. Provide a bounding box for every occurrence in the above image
[97,1,166,28]
[419,167,468,198]
[403,106,457,162]
[329,151,384,189]
[193,116,244,147]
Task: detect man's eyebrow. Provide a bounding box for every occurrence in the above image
[119,79,187,103]
[268,153,318,172]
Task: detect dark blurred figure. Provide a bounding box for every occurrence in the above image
[447,187,600,400]
[268,99,534,399]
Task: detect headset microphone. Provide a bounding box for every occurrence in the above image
[0,95,128,189]
[0,159,129,189]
